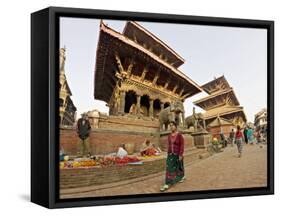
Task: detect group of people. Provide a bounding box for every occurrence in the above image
[223,125,264,158]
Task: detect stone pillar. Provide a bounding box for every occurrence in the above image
[119,90,126,115]
[171,111,175,123]
[136,94,141,115]
[149,99,154,118]
[160,102,164,111]
[181,112,185,128]
[179,113,184,127]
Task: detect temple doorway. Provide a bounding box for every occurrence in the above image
[153,99,161,118]
[124,90,137,114]
[140,95,150,116]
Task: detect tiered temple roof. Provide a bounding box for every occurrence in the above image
[94,20,202,104]
[123,21,185,68]
[201,75,231,94]
[194,88,240,110]
[193,75,247,126]
[202,105,245,120]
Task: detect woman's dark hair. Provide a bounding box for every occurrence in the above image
[237,125,241,130]
[170,121,177,128]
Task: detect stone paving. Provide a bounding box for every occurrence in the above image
[60,144,267,199]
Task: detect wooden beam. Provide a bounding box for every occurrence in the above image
[127,58,134,76]
[132,32,138,43]
[152,70,160,85]
[179,88,184,96]
[164,78,170,89]
[140,66,148,81]
[181,92,191,99]
[114,52,124,72]
[172,84,178,93]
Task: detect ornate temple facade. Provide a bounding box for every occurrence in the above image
[59,48,77,126]
[94,21,202,128]
[193,76,247,128]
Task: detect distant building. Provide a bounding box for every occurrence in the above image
[59,48,77,126]
[254,108,267,133]
[193,75,247,130]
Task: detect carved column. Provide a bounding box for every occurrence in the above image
[136,94,141,115]
[118,90,126,115]
[181,112,185,127]
[171,111,176,123]
[160,102,164,111]
[180,101,185,127]
[149,99,154,118]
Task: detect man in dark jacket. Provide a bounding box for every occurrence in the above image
[77,113,91,157]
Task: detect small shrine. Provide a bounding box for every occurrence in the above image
[59,48,77,126]
[207,115,234,139]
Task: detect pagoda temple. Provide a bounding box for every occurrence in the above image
[94,20,202,127]
[193,76,247,128]
[59,48,77,126]
[60,21,210,157]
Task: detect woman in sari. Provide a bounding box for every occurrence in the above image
[235,125,244,157]
[160,121,185,192]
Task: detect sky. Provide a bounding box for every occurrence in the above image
[60,17,267,123]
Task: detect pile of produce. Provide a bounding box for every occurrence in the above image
[60,160,97,169]
[138,154,161,160]
[60,155,141,169]
[115,156,140,165]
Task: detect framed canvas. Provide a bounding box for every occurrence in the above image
[31,6,274,208]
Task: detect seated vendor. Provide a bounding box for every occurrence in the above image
[152,144,162,155]
[140,139,158,156]
[116,144,128,159]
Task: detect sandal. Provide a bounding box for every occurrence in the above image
[179,176,186,183]
[160,184,169,192]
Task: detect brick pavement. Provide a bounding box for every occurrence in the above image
[60,144,267,199]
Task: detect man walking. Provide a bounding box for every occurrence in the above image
[77,113,91,157]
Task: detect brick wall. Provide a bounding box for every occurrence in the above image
[60,159,166,189]
[60,128,160,155]
[61,116,196,155]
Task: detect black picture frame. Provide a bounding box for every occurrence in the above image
[31,6,274,208]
